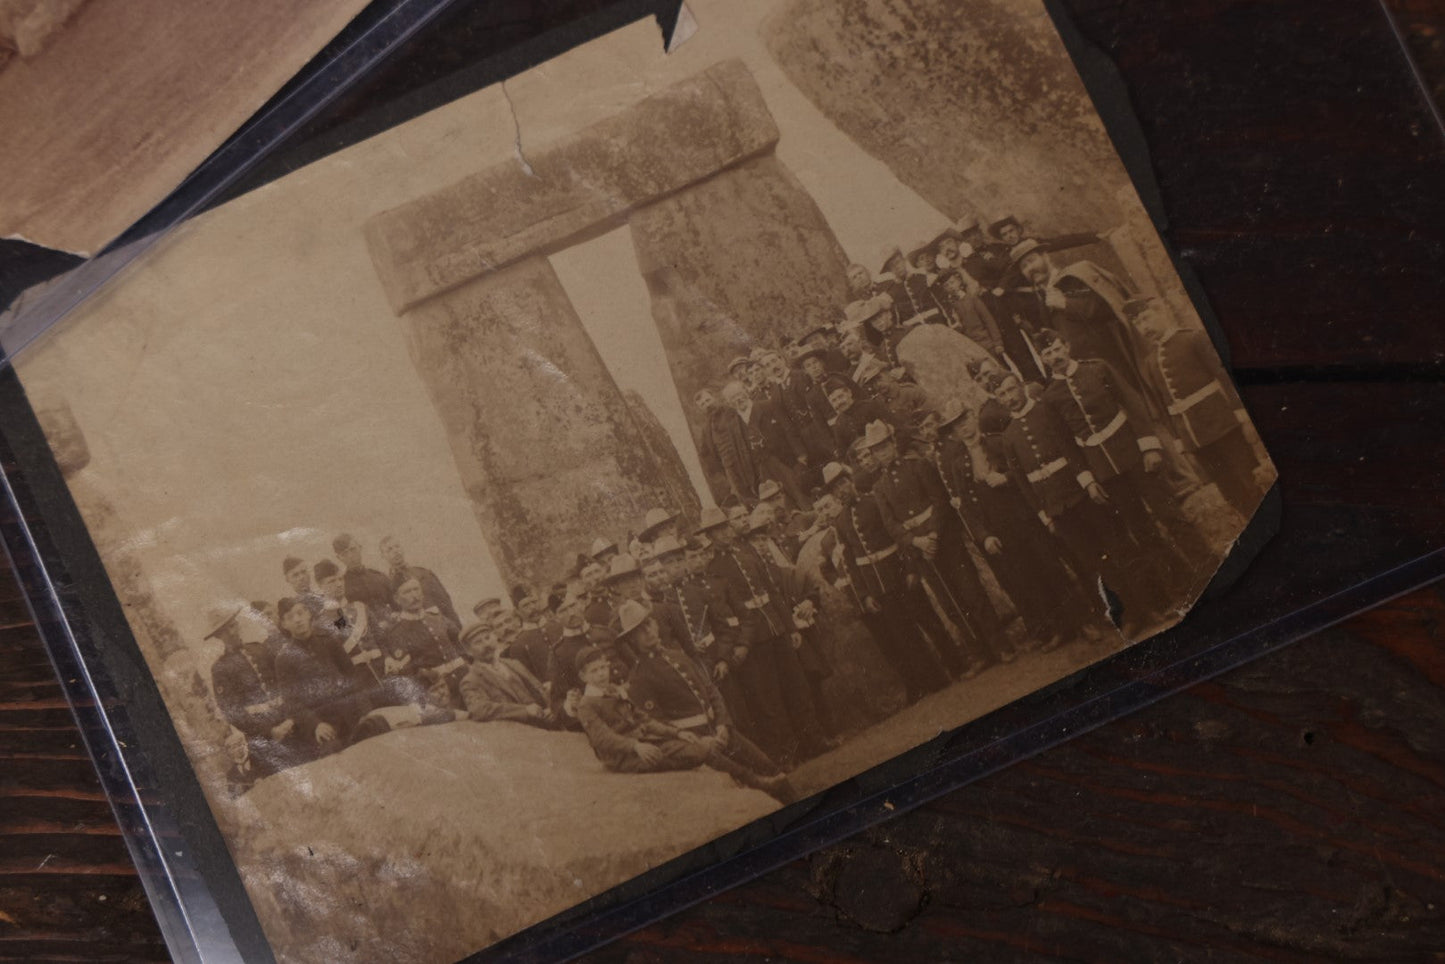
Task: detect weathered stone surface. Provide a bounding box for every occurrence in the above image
[364,59,781,314]
[397,255,677,589]
[894,324,993,414]
[629,153,851,408]
[233,721,778,964]
[764,0,1130,232]
[621,388,702,525]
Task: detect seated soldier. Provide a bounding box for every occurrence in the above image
[459,623,561,728]
[573,646,796,804]
[617,599,783,782]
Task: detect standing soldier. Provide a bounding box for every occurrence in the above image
[864,420,1006,674]
[721,378,809,510]
[379,535,460,630]
[823,462,952,702]
[771,346,837,479]
[332,533,396,621]
[1035,328,1213,599]
[701,506,828,765]
[880,246,945,328]
[1130,300,1266,518]
[506,590,552,683]
[992,371,1158,631]
[935,401,1109,652]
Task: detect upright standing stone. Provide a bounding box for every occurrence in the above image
[395,256,669,590]
[764,0,1129,232]
[629,153,851,410]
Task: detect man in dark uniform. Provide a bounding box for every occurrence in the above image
[827,377,904,455]
[864,420,1006,673]
[619,599,784,783]
[382,577,469,709]
[823,462,952,701]
[332,534,396,620]
[1036,329,1212,605]
[880,246,944,328]
[702,505,827,765]
[273,597,374,752]
[281,556,325,617]
[800,323,853,377]
[379,535,460,630]
[1132,301,1265,517]
[935,401,1108,651]
[505,591,552,682]
[572,647,794,803]
[546,588,621,725]
[770,345,837,474]
[992,371,1150,630]
[208,606,309,777]
[579,556,618,632]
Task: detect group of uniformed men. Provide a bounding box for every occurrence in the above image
[207,213,1265,801]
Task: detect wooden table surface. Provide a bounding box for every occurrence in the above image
[2,1,1444,961]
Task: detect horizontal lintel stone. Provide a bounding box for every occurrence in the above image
[364,58,780,315]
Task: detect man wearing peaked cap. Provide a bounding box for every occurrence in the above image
[458,620,558,729]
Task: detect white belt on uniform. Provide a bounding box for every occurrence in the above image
[351,648,382,665]
[244,697,283,715]
[901,308,941,326]
[1026,457,1069,483]
[1076,409,1128,448]
[855,545,898,566]
[902,506,934,531]
[668,713,711,730]
[742,593,771,611]
[435,656,468,677]
[1168,380,1222,415]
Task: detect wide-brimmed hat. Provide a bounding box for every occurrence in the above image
[757,480,782,501]
[651,534,685,558]
[878,245,906,274]
[791,343,828,365]
[862,419,896,448]
[937,399,969,431]
[843,296,890,329]
[638,508,677,541]
[695,506,729,533]
[615,599,653,637]
[203,605,242,640]
[821,462,852,488]
[589,537,617,560]
[604,553,641,584]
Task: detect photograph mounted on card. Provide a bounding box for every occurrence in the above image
[6,1,1276,961]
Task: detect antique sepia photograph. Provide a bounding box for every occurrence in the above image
[11,0,1276,961]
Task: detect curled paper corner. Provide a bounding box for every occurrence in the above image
[666,2,699,54]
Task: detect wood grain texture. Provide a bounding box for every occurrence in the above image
[0,0,1442,960]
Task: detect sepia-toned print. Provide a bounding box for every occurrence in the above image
[13,1,1275,961]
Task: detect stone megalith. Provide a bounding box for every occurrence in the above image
[364,59,850,582]
[629,152,851,407]
[395,256,670,591]
[763,0,1130,233]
